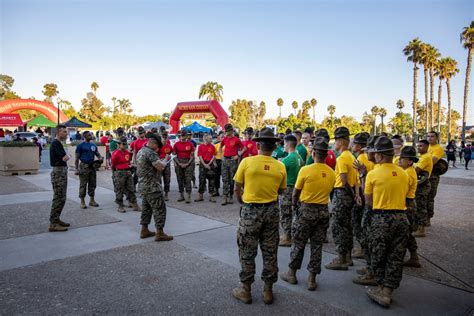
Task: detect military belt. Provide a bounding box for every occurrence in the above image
[372,209,405,214]
[243,201,277,208]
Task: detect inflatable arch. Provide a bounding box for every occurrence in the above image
[0,99,68,123]
[169,100,229,133]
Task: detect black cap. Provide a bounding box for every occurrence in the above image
[370,136,394,155]
[224,123,233,132]
[117,136,128,144]
[363,135,379,151]
[400,146,419,162]
[312,137,329,151]
[334,127,350,140]
[243,127,254,135]
[137,126,145,133]
[353,132,369,145]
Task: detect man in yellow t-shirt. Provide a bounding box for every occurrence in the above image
[398,146,421,268]
[326,127,358,271]
[280,137,335,291]
[364,136,410,308]
[232,128,286,305]
[427,131,444,224]
[414,139,432,237]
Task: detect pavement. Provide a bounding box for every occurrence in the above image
[0,151,473,315]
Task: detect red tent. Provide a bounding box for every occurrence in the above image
[0,113,24,127]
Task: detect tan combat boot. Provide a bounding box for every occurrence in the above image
[140,225,156,239]
[58,220,70,227]
[367,286,392,307]
[279,235,292,247]
[177,193,185,202]
[48,223,68,232]
[356,266,368,275]
[228,195,234,204]
[89,197,99,207]
[164,192,169,201]
[155,228,173,241]
[195,193,204,202]
[404,251,421,268]
[325,254,349,270]
[413,226,426,237]
[232,281,252,304]
[185,193,191,204]
[352,248,364,259]
[263,282,274,304]
[80,198,87,209]
[346,253,354,266]
[131,203,141,212]
[426,218,431,227]
[280,268,297,284]
[307,272,317,291]
[221,196,228,206]
[209,195,216,203]
[117,205,126,213]
[353,273,378,286]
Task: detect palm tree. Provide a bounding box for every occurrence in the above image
[42,83,59,104]
[327,104,336,127]
[112,97,117,114]
[396,99,405,113]
[379,107,387,132]
[404,38,423,141]
[277,98,284,117]
[442,58,460,142]
[302,100,310,118]
[198,81,224,102]
[419,43,440,132]
[310,98,317,121]
[371,106,379,135]
[461,21,474,142]
[91,82,99,95]
[291,101,298,116]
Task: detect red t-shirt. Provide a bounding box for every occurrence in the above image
[100,136,109,152]
[221,136,243,157]
[131,138,148,153]
[198,143,216,162]
[111,149,132,170]
[173,141,195,159]
[241,140,258,158]
[160,144,173,159]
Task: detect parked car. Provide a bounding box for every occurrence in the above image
[13,132,39,141]
[168,134,178,146]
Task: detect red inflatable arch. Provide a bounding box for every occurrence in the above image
[169,100,229,133]
[0,99,68,123]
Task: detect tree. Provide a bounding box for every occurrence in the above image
[440,57,459,141]
[59,99,79,119]
[256,101,266,128]
[301,100,311,120]
[389,112,413,138]
[91,82,99,95]
[404,38,423,141]
[42,83,59,104]
[419,43,440,131]
[199,81,224,102]
[310,98,317,121]
[460,21,474,141]
[396,99,405,113]
[0,74,15,100]
[291,101,298,116]
[277,98,284,117]
[79,92,106,123]
[371,106,380,135]
[379,107,387,132]
[327,104,336,126]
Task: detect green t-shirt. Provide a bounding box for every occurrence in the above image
[109,140,119,153]
[281,151,304,186]
[296,143,307,165]
[272,145,288,160]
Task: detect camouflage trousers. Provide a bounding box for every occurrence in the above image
[78,162,97,198]
[214,159,222,191]
[222,157,238,198]
[191,159,196,185]
[331,188,355,256]
[369,211,409,289]
[175,158,193,194]
[427,175,440,219]
[361,206,373,273]
[237,202,279,284]
[406,198,418,253]
[278,186,294,238]
[160,164,171,193]
[50,166,68,224]
[415,181,431,226]
[289,203,329,274]
[113,169,137,206]
[198,163,216,194]
[140,191,167,229]
[352,188,365,245]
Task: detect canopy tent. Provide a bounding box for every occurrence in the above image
[182,121,211,133]
[141,121,169,130]
[0,113,24,127]
[26,114,57,128]
[62,116,92,128]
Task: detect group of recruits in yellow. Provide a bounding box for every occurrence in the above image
[229,125,445,308]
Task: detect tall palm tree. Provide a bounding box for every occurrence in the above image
[419,43,440,132]
[379,107,387,132]
[291,101,298,116]
[198,81,224,102]
[327,104,336,127]
[442,58,460,142]
[91,82,99,95]
[371,106,379,135]
[404,38,423,141]
[461,21,474,141]
[42,83,59,103]
[435,58,450,133]
[302,100,310,118]
[310,98,317,121]
[396,99,405,113]
[112,97,117,114]
[277,98,284,117]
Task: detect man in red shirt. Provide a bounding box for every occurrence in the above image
[131,126,148,164]
[111,136,139,213]
[219,123,246,205]
[100,132,111,169]
[173,130,195,203]
[196,133,217,202]
[159,132,173,201]
[241,127,258,159]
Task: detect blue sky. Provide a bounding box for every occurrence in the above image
[1,0,473,123]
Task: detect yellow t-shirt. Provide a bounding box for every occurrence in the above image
[234,155,287,203]
[365,163,409,210]
[215,143,222,160]
[334,150,357,188]
[404,166,418,199]
[393,155,400,166]
[295,163,335,204]
[429,144,444,162]
[357,152,374,172]
[416,152,433,176]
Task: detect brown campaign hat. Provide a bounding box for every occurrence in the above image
[362,135,379,151]
[314,128,330,142]
[353,132,369,145]
[369,136,394,154]
[253,127,280,142]
[312,137,330,151]
[400,146,419,162]
[334,127,350,140]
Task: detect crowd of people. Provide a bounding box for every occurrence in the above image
[47,122,451,308]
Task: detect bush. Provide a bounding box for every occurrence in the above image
[0,141,37,147]
[69,140,104,146]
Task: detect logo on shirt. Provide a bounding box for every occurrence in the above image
[247,144,253,148]
[392,171,398,176]
[322,172,326,178]
[230,141,236,146]
[185,146,191,151]
[165,148,171,153]
[91,146,96,152]
[208,148,213,152]
[125,154,130,161]
[264,165,270,171]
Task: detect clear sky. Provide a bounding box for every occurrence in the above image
[1,0,473,123]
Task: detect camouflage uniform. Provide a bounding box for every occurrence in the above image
[175,158,193,194]
[113,169,137,206]
[278,186,294,238]
[331,188,354,256]
[289,203,329,274]
[160,163,171,193]
[415,180,431,226]
[50,166,68,224]
[79,162,97,198]
[137,146,167,229]
[237,203,280,284]
[222,157,238,198]
[360,206,373,272]
[406,198,418,253]
[352,187,365,246]
[369,212,409,289]
[198,164,216,195]
[427,175,440,219]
